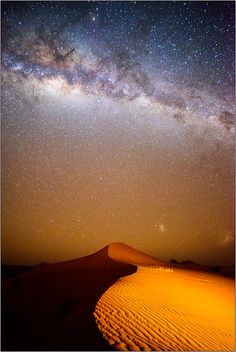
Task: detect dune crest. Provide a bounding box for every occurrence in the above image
[108,242,167,266]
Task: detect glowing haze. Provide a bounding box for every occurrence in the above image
[2,1,235,265]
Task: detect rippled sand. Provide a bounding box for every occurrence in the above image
[95,266,234,351]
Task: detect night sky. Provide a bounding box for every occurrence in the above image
[2,1,235,265]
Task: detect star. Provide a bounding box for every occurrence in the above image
[1,0,234,266]
[159,224,166,233]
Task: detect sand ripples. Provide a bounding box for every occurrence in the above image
[95,267,234,351]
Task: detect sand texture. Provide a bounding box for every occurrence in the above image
[95,265,234,351]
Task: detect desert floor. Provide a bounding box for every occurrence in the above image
[95,266,234,351]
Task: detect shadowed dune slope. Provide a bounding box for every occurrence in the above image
[108,242,167,266]
[1,265,34,281]
[2,246,137,351]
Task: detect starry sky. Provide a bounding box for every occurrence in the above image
[2,1,235,266]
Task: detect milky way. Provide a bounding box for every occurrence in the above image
[2,1,235,265]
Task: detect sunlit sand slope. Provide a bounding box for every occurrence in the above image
[95,266,234,351]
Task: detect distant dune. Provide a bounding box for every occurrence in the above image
[2,245,137,351]
[170,259,235,277]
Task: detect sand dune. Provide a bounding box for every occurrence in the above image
[2,245,137,350]
[3,243,234,351]
[95,266,235,351]
[108,242,167,266]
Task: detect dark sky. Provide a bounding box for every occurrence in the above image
[1,1,235,265]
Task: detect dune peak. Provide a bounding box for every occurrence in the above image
[107,242,166,266]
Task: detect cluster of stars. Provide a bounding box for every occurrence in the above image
[1,1,234,265]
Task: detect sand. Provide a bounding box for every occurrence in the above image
[2,245,137,351]
[95,265,235,351]
[108,242,167,266]
[2,242,234,351]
